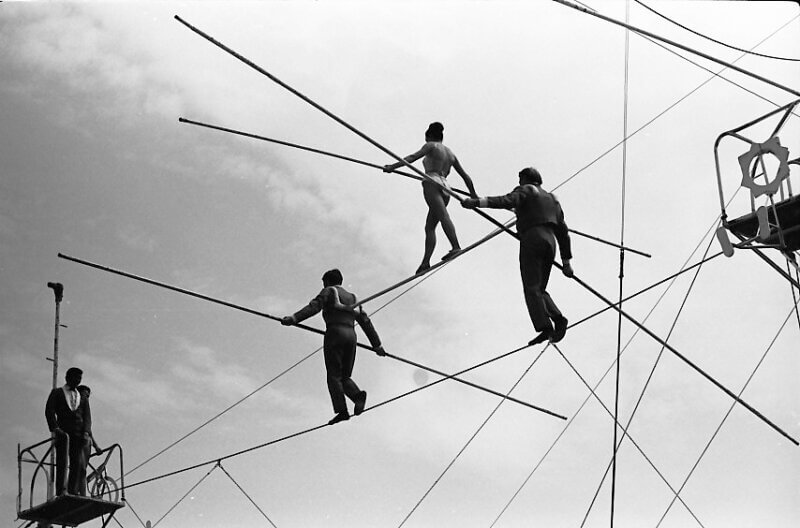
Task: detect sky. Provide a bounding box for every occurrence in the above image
[1,1,799,527]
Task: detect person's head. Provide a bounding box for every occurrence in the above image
[65,367,83,388]
[77,385,91,398]
[322,269,343,287]
[519,167,543,186]
[425,122,444,142]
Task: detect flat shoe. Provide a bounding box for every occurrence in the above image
[354,391,367,416]
[529,329,553,346]
[328,412,350,425]
[552,317,568,343]
[441,248,462,261]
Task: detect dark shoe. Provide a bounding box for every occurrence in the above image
[441,248,462,261]
[328,412,350,425]
[415,263,431,275]
[354,391,367,416]
[552,317,568,343]
[529,329,553,346]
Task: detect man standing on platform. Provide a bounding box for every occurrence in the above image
[45,367,91,496]
[462,167,574,345]
[282,269,385,425]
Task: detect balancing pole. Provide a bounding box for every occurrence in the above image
[57,253,565,419]
[179,115,651,258]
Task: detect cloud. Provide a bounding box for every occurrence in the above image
[117,224,158,253]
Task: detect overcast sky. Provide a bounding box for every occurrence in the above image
[2,1,799,527]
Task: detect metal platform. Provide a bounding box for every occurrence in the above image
[726,193,800,252]
[18,494,124,527]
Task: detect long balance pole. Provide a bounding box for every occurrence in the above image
[179,116,651,258]
[174,15,798,445]
[57,253,565,420]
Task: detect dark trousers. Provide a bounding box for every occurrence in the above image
[519,226,564,332]
[54,432,87,496]
[324,324,362,414]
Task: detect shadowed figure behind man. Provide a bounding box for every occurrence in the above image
[45,367,91,496]
[463,167,574,345]
[282,269,385,425]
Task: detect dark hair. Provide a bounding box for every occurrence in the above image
[425,122,444,142]
[519,167,542,186]
[322,269,343,286]
[65,367,83,379]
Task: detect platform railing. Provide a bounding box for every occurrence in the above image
[18,436,125,519]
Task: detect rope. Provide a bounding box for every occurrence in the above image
[124,249,449,475]
[550,0,800,97]
[173,15,798,445]
[581,236,715,527]
[119,338,539,492]
[121,498,149,528]
[788,259,800,332]
[490,207,750,526]
[610,5,631,522]
[654,297,800,527]
[126,348,319,476]
[550,12,800,194]
[218,463,279,528]
[352,218,515,309]
[152,463,218,527]
[635,0,800,62]
[396,347,549,527]
[383,350,566,420]
[552,344,705,528]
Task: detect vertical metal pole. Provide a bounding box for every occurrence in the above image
[46,282,63,502]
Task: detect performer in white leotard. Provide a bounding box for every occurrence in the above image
[384,122,478,274]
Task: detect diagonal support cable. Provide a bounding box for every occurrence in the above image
[118,338,542,493]
[490,204,760,526]
[551,0,800,97]
[218,463,279,528]
[152,462,219,527]
[654,296,800,527]
[397,347,549,527]
[551,344,706,528]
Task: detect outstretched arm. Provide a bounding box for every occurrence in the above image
[281,288,328,325]
[383,143,432,172]
[452,157,477,198]
[461,185,531,210]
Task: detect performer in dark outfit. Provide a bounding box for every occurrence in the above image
[45,367,91,495]
[282,269,385,425]
[463,167,574,345]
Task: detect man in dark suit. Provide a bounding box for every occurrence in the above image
[282,269,386,425]
[45,367,90,496]
[463,167,574,345]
